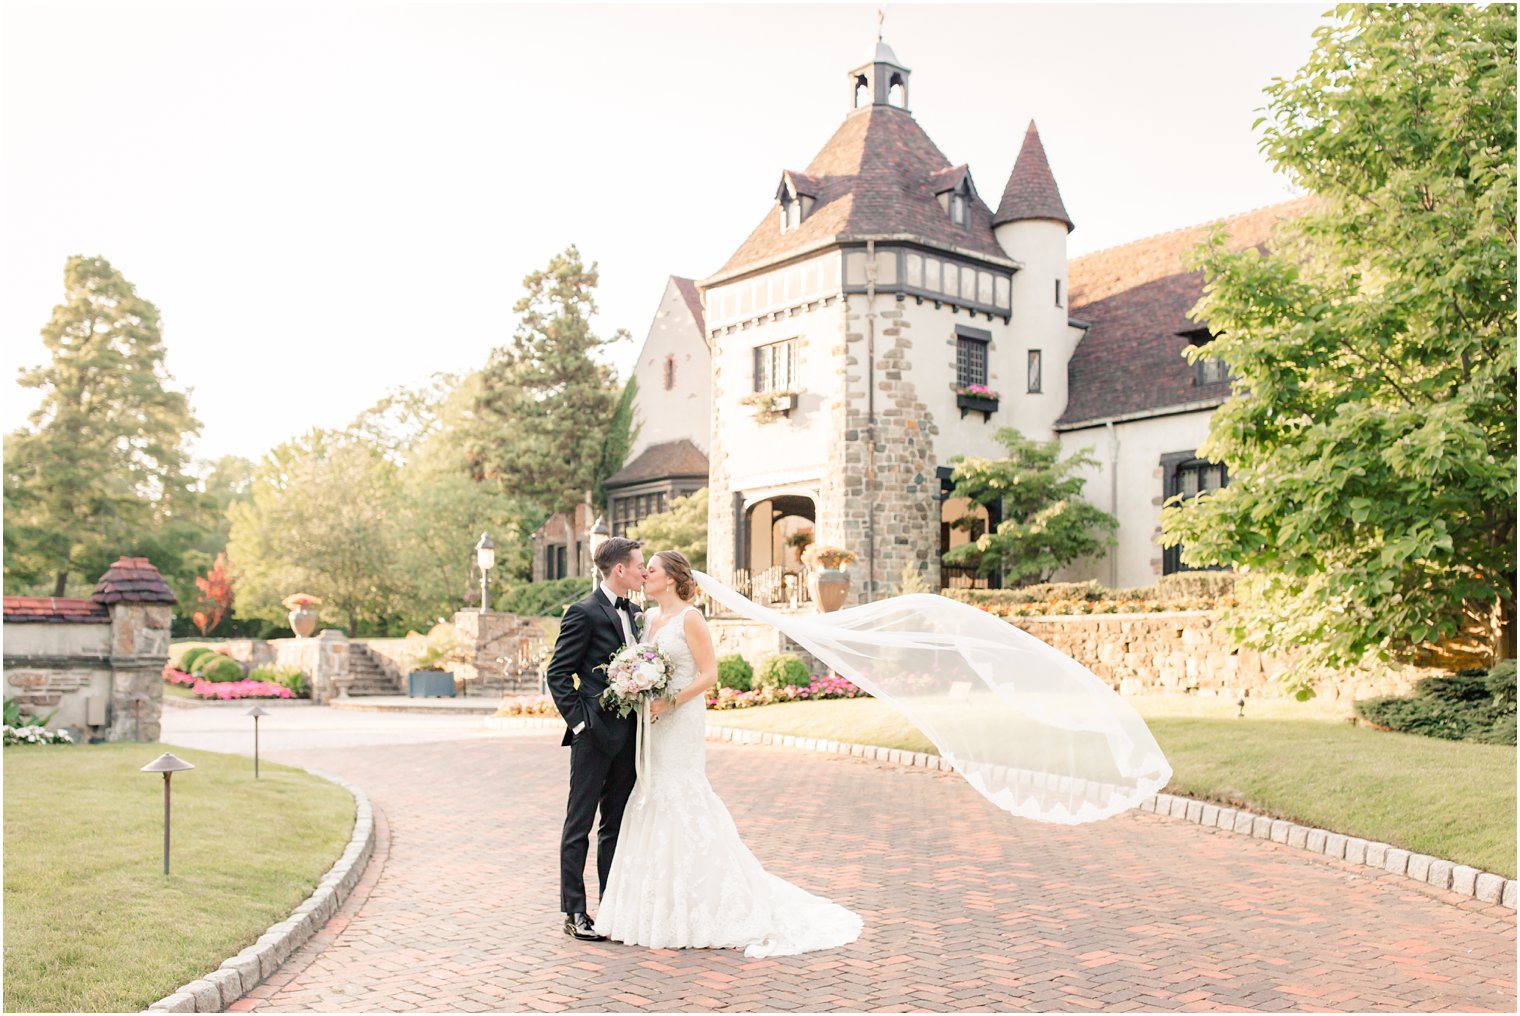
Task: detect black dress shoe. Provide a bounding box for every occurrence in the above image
[563,912,606,941]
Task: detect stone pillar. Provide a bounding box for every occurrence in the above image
[91,557,178,743]
[270,628,350,703]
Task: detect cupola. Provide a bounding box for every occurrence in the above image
[848,38,910,112]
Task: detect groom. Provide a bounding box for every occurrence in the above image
[545,536,645,941]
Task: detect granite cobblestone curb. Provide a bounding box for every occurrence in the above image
[481,712,1519,911]
[142,770,376,1013]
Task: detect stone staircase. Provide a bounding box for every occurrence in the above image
[344,643,403,696]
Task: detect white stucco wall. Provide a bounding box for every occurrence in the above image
[628,277,711,460]
[1056,408,1217,588]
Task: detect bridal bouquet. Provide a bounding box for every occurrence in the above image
[598,642,674,719]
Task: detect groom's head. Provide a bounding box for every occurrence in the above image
[596,537,645,595]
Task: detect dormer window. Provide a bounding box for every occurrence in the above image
[932,169,976,228]
[1182,327,1230,385]
[775,172,817,235]
[950,191,968,226]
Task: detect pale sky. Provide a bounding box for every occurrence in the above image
[2,1,1322,465]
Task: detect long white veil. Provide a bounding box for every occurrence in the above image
[694,571,1171,825]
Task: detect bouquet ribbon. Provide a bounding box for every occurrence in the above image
[634,698,655,805]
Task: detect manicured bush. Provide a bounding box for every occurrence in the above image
[1156,570,1238,599]
[495,577,595,617]
[178,646,215,672]
[250,665,307,698]
[756,653,812,690]
[199,655,245,683]
[1355,659,1517,744]
[716,654,754,692]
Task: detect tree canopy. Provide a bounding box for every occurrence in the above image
[4,256,201,596]
[1162,3,1517,680]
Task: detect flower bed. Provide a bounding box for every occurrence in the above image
[494,694,561,717]
[162,667,294,701]
[494,674,869,718]
[4,725,73,746]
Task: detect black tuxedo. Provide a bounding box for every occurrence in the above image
[545,588,640,914]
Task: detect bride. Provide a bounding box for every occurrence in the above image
[592,549,863,957]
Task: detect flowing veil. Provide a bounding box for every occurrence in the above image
[693,571,1171,825]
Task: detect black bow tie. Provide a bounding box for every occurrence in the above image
[614,596,633,614]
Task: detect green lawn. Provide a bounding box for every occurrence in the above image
[4,743,354,1012]
[711,694,1516,877]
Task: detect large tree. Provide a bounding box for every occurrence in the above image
[1162,4,1517,680]
[4,256,200,595]
[630,487,709,571]
[470,246,629,517]
[945,429,1117,586]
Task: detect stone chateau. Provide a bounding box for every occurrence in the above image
[536,39,1309,604]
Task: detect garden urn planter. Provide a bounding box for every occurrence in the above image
[289,607,319,638]
[813,569,850,612]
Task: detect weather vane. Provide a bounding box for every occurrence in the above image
[878,7,885,40]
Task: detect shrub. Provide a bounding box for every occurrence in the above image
[199,655,245,683]
[716,654,754,692]
[192,679,293,701]
[495,695,560,717]
[189,649,231,676]
[250,665,307,698]
[1156,570,1238,599]
[495,577,595,617]
[1355,659,1517,744]
[756,653,812,690]
[178,646,215,672]
[1486,659,1516,709]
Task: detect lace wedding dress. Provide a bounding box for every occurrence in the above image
[593,606,863,957]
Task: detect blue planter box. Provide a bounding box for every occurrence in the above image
[408,670,455,698]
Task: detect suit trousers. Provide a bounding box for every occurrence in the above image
[559,727,638,914]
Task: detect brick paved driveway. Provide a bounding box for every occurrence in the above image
[198,725,1512,1013]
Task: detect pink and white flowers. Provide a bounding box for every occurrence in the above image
[598,642,674,719]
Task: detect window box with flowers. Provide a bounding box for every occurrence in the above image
[956,384,1000,421]
[739,390,799,424]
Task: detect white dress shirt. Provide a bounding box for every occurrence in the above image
[600,582,636,646]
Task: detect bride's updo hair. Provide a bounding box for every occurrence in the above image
[654,550,698,601]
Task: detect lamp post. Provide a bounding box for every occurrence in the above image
[589,516,610,567]
[247,705,269,777]
[140,753,195,875]
[475,532,495,613]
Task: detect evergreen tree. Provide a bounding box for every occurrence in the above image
[470,246,629,516]
[4,256,200,595]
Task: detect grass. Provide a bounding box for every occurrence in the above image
[3,743,354,1012]
[711,694,1516,878]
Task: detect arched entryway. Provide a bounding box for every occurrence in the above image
[742,493,816,605]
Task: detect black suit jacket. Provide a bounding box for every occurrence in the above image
[545,590,637,753]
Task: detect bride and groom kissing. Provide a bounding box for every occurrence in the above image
[545,536,863,957]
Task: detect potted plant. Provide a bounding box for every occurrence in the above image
[785,528,815,554]
[802,544,857,612]
[955,383,1000,421]
[282,593,322,638]
[401,621,471,698]
[739,390,799,423]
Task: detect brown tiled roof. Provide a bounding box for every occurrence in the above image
[604,439,709,489]
[3,596,111,623]
[671,276,705,335]
[91,556,178,605]
[1057,198,1315,429]
[993,121,1073,232]
[780,170,821,198]
[710,106,1008,281]
[927,164,968,194]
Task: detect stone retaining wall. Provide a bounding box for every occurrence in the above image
[1011,611,1429,701]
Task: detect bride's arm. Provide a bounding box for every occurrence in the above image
[670,609,718,708]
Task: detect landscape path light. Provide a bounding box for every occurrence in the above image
[247,705,269,777]
[140,753,195,875]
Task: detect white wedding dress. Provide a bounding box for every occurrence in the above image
[593,606,863,957]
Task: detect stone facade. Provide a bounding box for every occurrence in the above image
[451,609,553,696]
[268,630,350,703]
[3,557,177,743]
